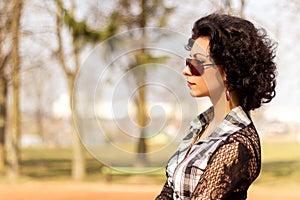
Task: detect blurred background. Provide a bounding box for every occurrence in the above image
[0,0,300,199]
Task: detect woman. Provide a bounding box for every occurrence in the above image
[156,13,277,200]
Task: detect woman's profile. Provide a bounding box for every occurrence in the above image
[156,13,277,200]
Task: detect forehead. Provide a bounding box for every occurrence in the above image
[190,37,210,58]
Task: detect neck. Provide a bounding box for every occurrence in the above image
[203,90,240,137]
[226,90,240,112]
[201,90,228,138]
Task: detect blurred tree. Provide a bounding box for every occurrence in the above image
[21,63,52,144]
[121,0,174,165]
[0,71,7,174]
[54,0,85,181]
[0,1,12,172]
[54,0,123,180]
[56,0,174,167]
[7,0,23,180]
[0,1,14,173]
[220,0,245,18]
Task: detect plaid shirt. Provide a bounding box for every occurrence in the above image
[166,106,251,199]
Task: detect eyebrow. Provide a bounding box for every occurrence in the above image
[193,52,208,57]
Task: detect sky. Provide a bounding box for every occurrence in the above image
[165,0,300,122]
[245,0,300,122]
[19,0,300,123]
[180,0,300,107]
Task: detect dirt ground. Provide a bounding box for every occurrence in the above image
[0,181,300,200]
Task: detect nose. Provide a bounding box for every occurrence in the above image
[182,65,192,76]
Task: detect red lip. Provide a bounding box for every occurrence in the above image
[187,81,196,87]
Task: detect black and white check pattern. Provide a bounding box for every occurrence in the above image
[166,106,251,199]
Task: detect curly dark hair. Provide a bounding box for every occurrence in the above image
[187,13,277,111]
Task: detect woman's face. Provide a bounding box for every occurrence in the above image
[182,37,211,97]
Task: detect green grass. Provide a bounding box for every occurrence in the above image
[255,141,300,189]
[18,147,104,181]
[1,141,300,189]
[87,143,175,167]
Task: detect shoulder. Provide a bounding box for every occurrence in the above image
[209,123,261,165]
[226,123,261,157]
[207,123,261,179]
[212,123,261,173]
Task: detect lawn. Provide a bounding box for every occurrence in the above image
[0,141,299,200]
[256,141,300,189]
[1,141,300,190]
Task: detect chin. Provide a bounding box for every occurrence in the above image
[190,90,206,98]
[190,91,200,97]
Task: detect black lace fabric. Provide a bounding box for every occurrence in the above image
[156,124,261,200]
[156,181,174,200]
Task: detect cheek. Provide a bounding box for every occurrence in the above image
[202,67,225,98]
[192,77,210,97]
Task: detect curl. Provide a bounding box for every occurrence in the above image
[190,13,277,111]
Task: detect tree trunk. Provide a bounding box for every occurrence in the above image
[240,0,246,18]
[0,76,7,173]
[135,0,148,166]
[54,1,86,180]
[135,64,148,166]
[36,107,44,143]
[67,75,85,180]
[7,0,23,180]
[35,78,45,143]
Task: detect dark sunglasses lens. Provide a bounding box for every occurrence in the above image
[186,58,204,75]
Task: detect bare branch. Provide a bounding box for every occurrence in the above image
[54,5,70,75]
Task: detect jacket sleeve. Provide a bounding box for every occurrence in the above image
[155,180,174,200]
[191,137,258,200]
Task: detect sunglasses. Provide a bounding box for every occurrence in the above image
[186,58,215,76]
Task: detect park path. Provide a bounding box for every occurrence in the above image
[0,182,300,200]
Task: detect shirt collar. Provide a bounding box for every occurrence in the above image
[190,106,251,140]
[190,107,214,131]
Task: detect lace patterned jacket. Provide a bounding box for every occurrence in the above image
[156,106,261,200]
